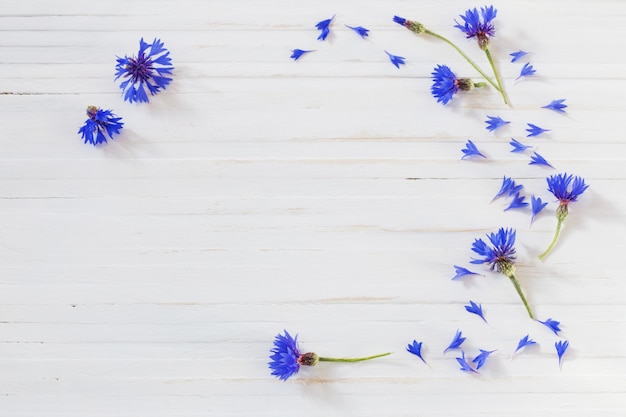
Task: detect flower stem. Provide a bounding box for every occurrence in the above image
[319,352,392,363]
[506,273,534,319]
[484,47,509,105]
[538,218,564,260]
[424,29,501,93]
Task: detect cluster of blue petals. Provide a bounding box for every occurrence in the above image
[470,227,516,271]
[269,330,302,380]
[77,107,124,146]
[431,64,458,105]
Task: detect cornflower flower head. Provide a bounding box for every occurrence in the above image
[431,65,484,105]
[517,62,536,80]
[529,151,554,169]
[77,106,124,146]
[115,38,174,104]
[315,15,334,41]
[461,139,486,159]
[346,25,369,38]
[406,340,427,364]
[510,138,532,153]
[538,317,562,335]
[385,51,406,69]
[513,335,537,354]
[452,265,481,280]
[290,49,314,61]
[504,192,528,211]
[539,173,589,260]
[470,228,534,319]
[454,5,497,50]
[464,300,487,323]
[555,340,569,368]
[530,195,548,225]
[472,349,496,369]
[510,50,529,63]
[526,123,550,137]
[268,330,391,381]
[444,330,466,353]
[485,115,510,132]
[456,351,478,373]
[542,99,568,113]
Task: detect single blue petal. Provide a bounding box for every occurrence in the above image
[517,62,536,80]
[510,138,532,153]
[514,335,537,354]
[444,330,466,353]
[542,99,568,113]
[464,300,487,323]
[290,49,314,61]
[315,15,334,41]
[485,115,510,132]
[504,192,528,211]
[385,50,406,69]
[529,151,554,168]
[452,265,480,280]
[461,139,486,159]
[538,317,562,336]
[510,50,529,63]
[492,176,513,200]
[346,25,369,38]
[406,340,427,364]
[472,349,496,369]
[530,195,548,224]
[555,340,569,367]
[526,123,550,137]
[456,351,478,373]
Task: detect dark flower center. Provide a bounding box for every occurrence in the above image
[125,53,154,83]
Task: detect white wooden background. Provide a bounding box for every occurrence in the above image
[1,0,625,415]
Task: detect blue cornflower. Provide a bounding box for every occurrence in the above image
[452,265,481,280]
[513,335,537,354]
[77,106,124,146]
[315,15,334,41]
[431,64,458,104]
[492,176,522,201]
[555,340,569,368]
[509,138,532,153]
[385,50,406,69]
[485,115,510,132]
[517,62,536,80]
[526,123,550,137]
[290,49,314,61]
[542,99,568,113]
[504,192,528,211]
[456,351,478,373]
[530,195,548,224]
[454,5,498,50]
[444,330,466,353]
[461,139,486,159]
[115,38,174,104]
[472,349,496,369]
[510,50,529,63]
[538,318,562,335]
[406,340,427,364]
[470,227,534,319]
[464,300,487,323]
[529,151,554,169]
[539,173,589,259]
[346,25,369,38]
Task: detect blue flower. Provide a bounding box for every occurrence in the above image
[472,349,496,369]
[470,227,516,273]
[269,330,302,380]
[530,195,548,224]
[444,330,466,353]
[456,351,478,373]
[529,151,554,169]
[430,64,458,104]
[555,340,569,367]
[346,25,369,38]
[115,38,174,103]
[510,50,529,63]
[514,335,537,354]
[290,49,314,61]
[492,176,522,201]
[77,106,124,146]
[509,138,532,153]
[485,115,510,132]
[385,50,406,69]
[526,123,550,137]
[454,5,498,50]
[452,265,481,280]
[517,62,536,79]
[461,139,486,159]
[546,173,589,206]
[504,192,528,211]
[406,340,427,364]
[542,99,568,113]
[538,317,562,335]
[315,15,334,41]
[464,300,487,323]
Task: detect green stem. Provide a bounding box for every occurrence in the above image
[319,352,392,363]
[424,29,501,93]
[507,273,534,319]
[538,218,564,260]
[484,47,509,105]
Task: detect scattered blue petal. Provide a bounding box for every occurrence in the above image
[529,151,554,169]
[456,351,478,373]
[542,99,568,113]
[472,349,496,369]
[406,340,427,364]
[504,192,528,211]
[444,330,466,353]
[290,49,314,61]
[509,138,532,153]
[454,6,497,48]
[315,15,335,41]
[452,265,481,280]
[514,335,537,354]
[461,139,486,159]
[510,50,529,63]
[385,50,406,69]
[346,25,369,38]
[470,228,516,273]
[526,123,550,137]
[268,330,301,380]
[530,195,548,224]
[492,176,520,201]
[555,340,569,367]
[78,106,124,146]
[538,318,562,336]
[430,64,459,105]
[517,62,536,80]
[546,173,589,205]
[485,115,510,132]
[464,301,487,323]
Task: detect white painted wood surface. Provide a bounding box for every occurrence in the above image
[1,0,625,415]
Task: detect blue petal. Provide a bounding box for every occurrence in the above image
[346,25,370,38]
[444,330,466,353]
[514,335,537,354]
[472,349,496,369]
[485,115,510,132]
[510,50,529,63]
[538,318,562,336]
[529,151,554,168]
[555,340,569,367]
[406,340,427,364]
[452,265,480,280]
[461,139,486,159]
[517,62,536,79]
[504,192,528,211]
[456,351,478,373]
[464,300,487,323]
[542,99,568,113]
[385,50,406,68]
[509,138,532,153]
[526,123,550,137]
[290,49,314,61]
[530,195,548,224]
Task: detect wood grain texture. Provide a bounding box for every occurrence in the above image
[0,0,625,415]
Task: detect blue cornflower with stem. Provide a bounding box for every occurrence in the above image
[529,151,554,169]
[542,99,568,113]
[385,51,406,69]
[431,65,485,105]
[393,15,507,104]
[539,173,589,260]
[464,300,487,323]
[509,138,532,153]
[77,106,124,146]
[452,265,481,280]
[530,195,548,225]
[461,139,486,159]
[290,49,314,61]
[444,329,466,353]
[485,115,510,132]
[406,340,427,364]
[471,228,534,319]
[115,38,174,104]
[269,330,391,381]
